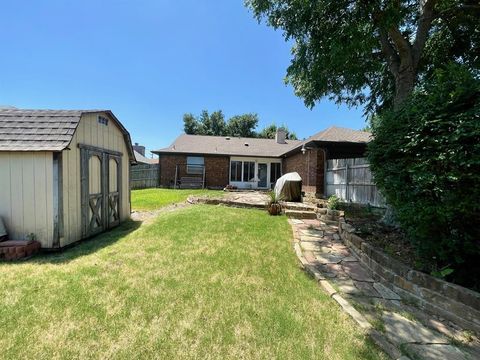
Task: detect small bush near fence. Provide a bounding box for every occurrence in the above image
[368,64,480,290]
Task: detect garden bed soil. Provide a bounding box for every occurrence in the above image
[343,206,418,270]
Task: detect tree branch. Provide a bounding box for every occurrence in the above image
[388,26,412,61]
[412,0,438,67]
[378,28,400,76]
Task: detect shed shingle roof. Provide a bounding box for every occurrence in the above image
[0,109,135,162]
[0,109,97,151]
[154,134,302,157]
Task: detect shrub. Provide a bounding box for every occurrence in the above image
[368,63,480,290]
[327,195,340,210]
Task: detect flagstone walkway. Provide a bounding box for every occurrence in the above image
[289,218,477,360]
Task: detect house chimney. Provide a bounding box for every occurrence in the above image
[132,143,146,156]
[275,128,287,144]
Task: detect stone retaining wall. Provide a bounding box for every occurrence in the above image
[187,196,266,209]
[338,218,480,335]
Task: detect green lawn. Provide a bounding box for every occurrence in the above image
[0,205,385,359]
[131,188,224,211]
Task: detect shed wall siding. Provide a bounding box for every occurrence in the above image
[0,152,54,247]
[61,113,131,247]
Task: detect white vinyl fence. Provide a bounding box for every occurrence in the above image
[326,158,385,207]
[130,164,159,189]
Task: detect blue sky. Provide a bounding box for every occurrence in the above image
[0,0,366,155]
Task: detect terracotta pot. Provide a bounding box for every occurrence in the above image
[268,203,282,216]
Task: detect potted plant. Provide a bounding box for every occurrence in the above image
[267,191,282,215]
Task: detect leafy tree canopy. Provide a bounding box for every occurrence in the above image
[183,110,298,139]
[368,63,480,289]
[246,0,479,113]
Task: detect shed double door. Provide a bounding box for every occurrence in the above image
[80,146,122,238]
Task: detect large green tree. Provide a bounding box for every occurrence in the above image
[200,110,226,136]
[246,0,479,112]
[183,113,199,134]
[183,111,299,139]
[226,114,259,137]
[183,110,227,136]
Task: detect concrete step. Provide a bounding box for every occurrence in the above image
[282,202,316,212]
[313,199,329,208]
[319,217,339,226]
[320,214,337,221]
[285,210,317,219]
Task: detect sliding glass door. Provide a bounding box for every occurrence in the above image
[229,157,282,189]
[258,163,268,188]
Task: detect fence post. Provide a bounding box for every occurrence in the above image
[345,163,349,202]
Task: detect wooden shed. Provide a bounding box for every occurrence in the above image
[0,109,135,249]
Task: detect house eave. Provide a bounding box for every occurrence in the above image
[152,150,283,159]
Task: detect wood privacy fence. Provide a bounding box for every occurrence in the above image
[325,158,385,207]
[130,164,159,189]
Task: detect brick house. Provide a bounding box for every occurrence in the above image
[153,126,370,198]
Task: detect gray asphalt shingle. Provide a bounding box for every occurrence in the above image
[0,109,102,151]
[154,134,303,157]
[307,126,371,143]
[154,126,371,158]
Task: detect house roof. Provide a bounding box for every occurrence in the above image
[0,108,135,161]
[306,126,371,144]
[134,150,158,165]
[153,134,303,158]
[154,126,371,158]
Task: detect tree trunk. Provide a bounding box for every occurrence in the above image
[381,62,416,226]
[394,64,416,109]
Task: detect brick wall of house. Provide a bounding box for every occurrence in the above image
[159,154,229,189]
[283,148,325,197]
[159,154,186,187]
[204,156,230,189]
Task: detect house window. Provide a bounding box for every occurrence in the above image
[187,156,204,175]
[230,161,242,182]
[98,116,109,126]
[270,163,282,184]
[243,161,255,182]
